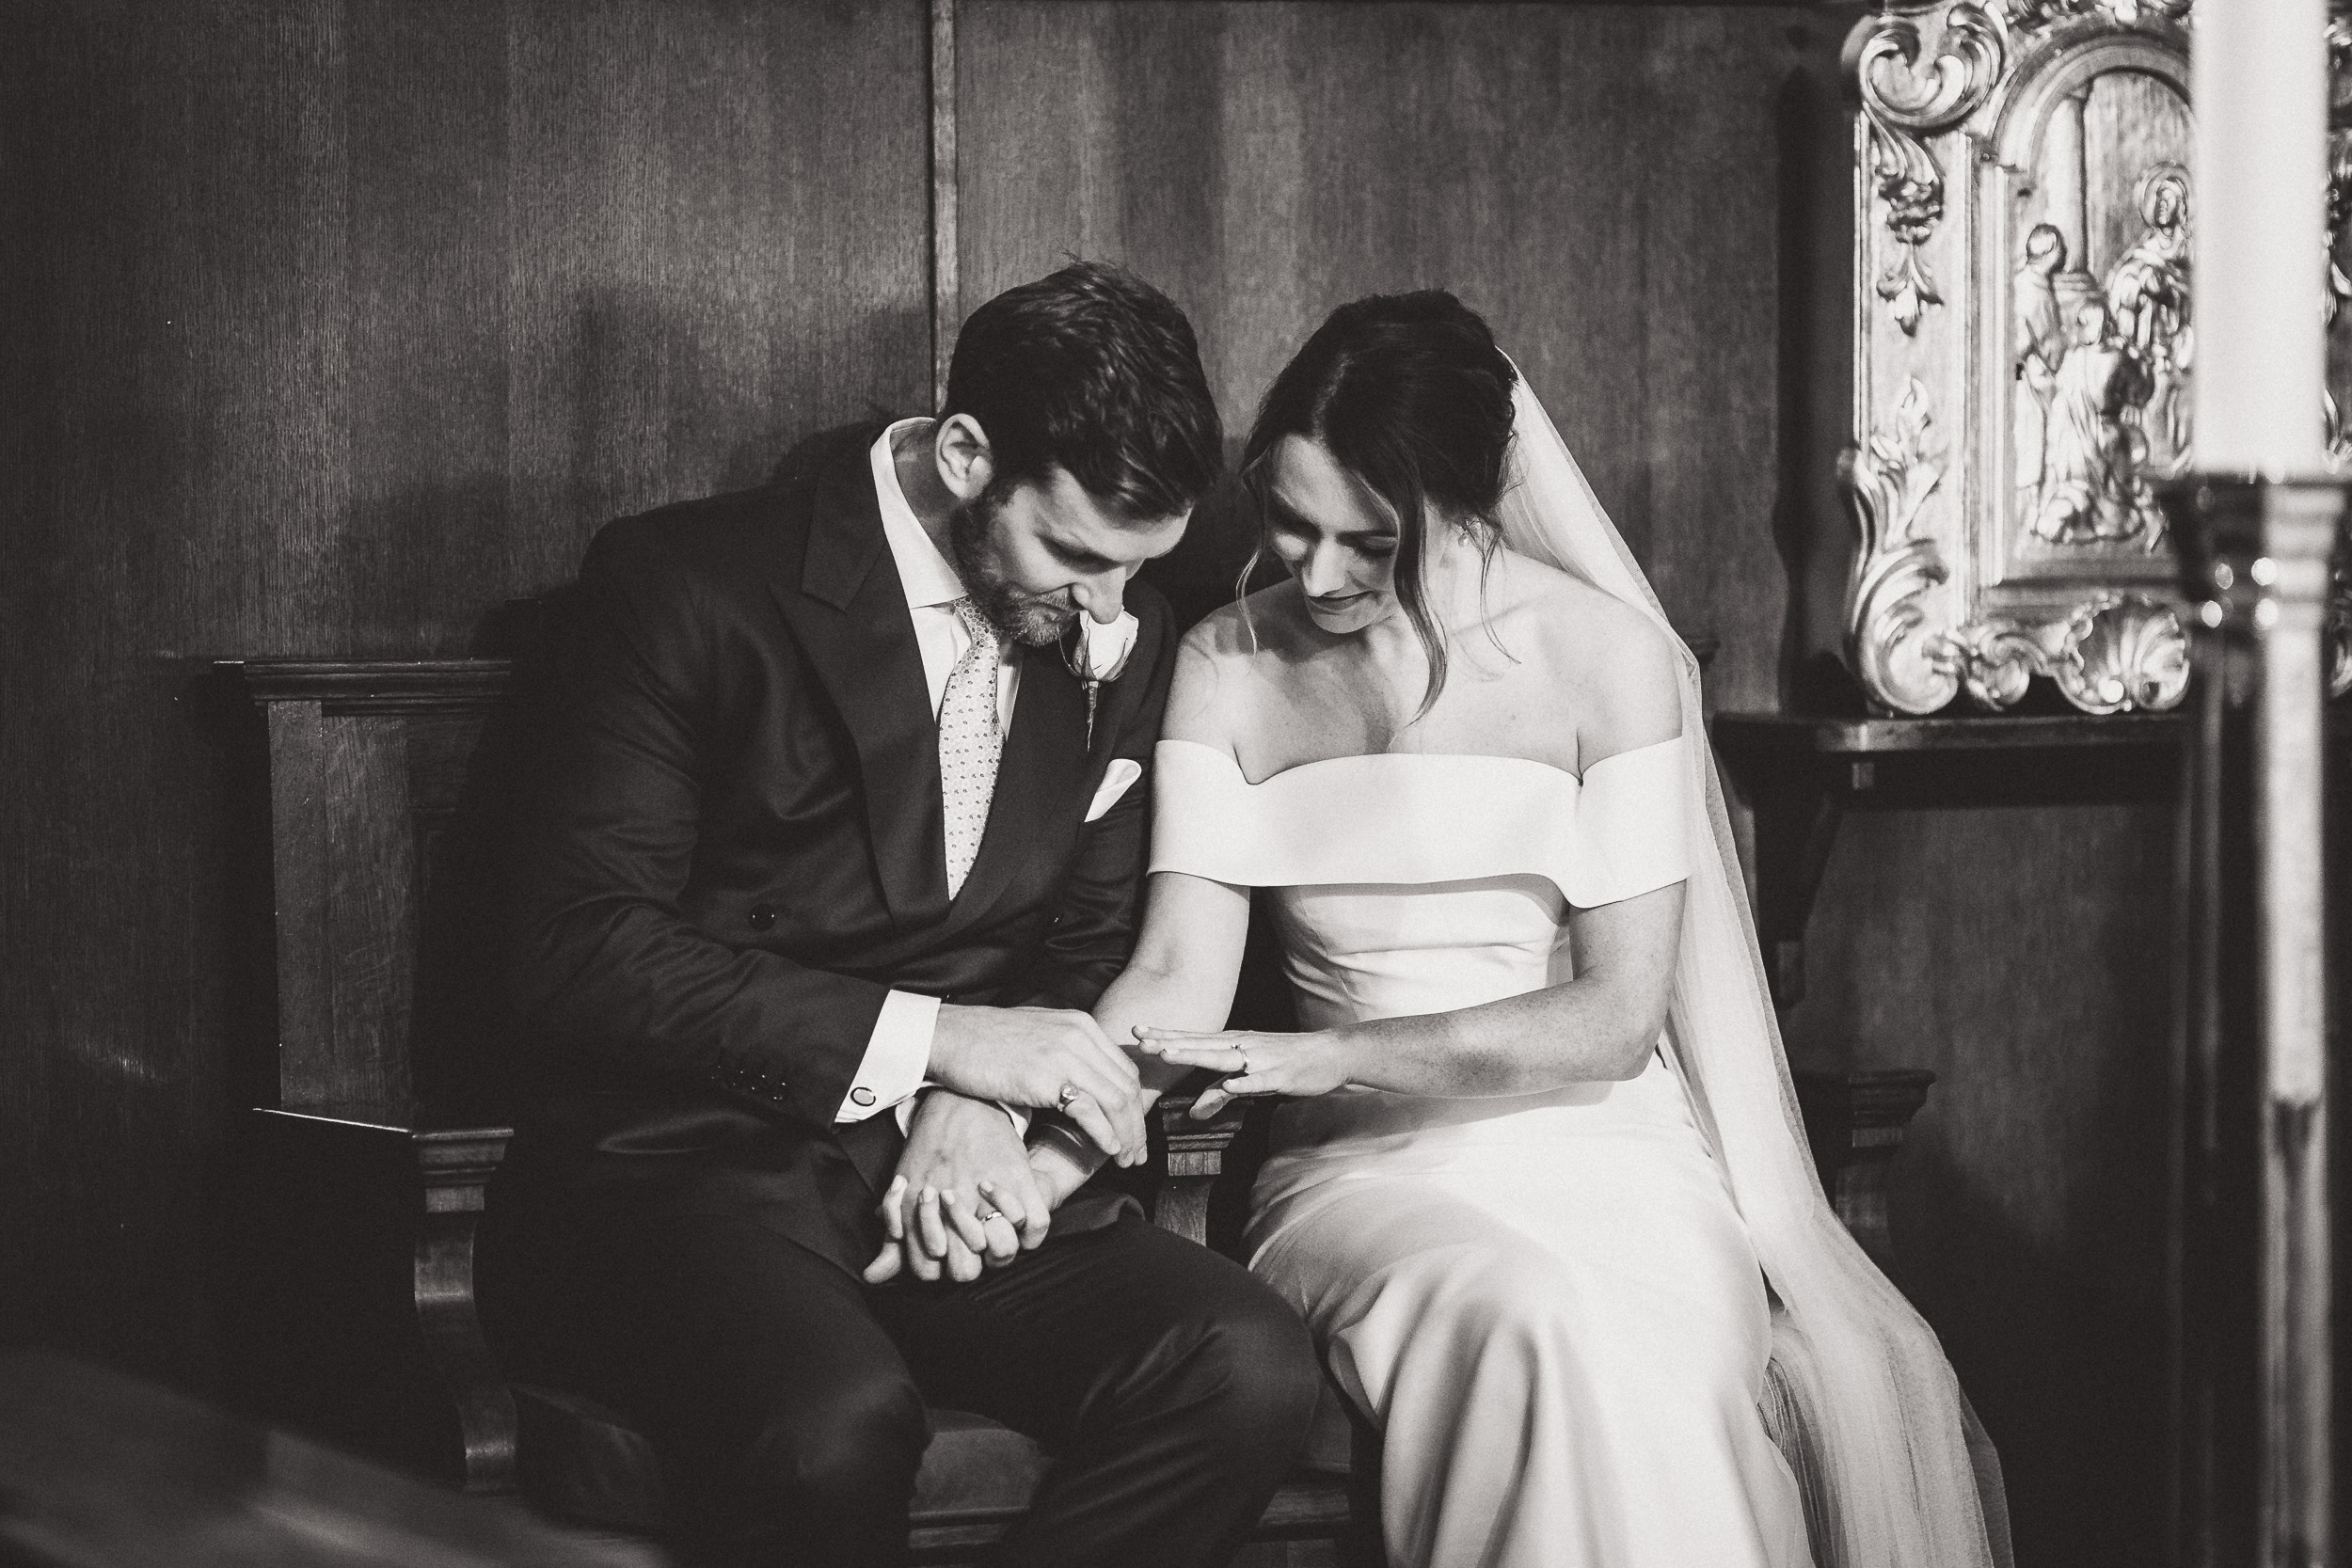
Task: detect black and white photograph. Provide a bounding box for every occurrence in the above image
[0,3,2340,1566]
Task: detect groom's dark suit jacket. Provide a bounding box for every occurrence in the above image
[496,423,1179,1280]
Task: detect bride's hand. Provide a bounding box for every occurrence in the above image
[1134,1027,1354,1118]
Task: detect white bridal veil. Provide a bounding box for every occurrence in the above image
[1495,364,2005,1568]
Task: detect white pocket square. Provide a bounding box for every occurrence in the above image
[1085,758,1144,823]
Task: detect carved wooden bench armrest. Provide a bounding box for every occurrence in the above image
[1790,1067,1936,1273]
[1148,1086,1250,1251]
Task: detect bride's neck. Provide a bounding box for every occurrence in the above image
[1354,529,1496,662]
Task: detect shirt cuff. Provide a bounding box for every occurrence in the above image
[835,990,940,1123]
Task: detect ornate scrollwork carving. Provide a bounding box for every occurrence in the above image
[1837,0,2206,715]
[1851,5,2008,333]
[1946,618,2045,707]
[2321,17,2352,466]
[2004,0,2189,28]
[1844,380,1962,713]
[2052,593,2189,712]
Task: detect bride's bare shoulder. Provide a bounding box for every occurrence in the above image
[1492,554,1682,763]
[1487,553,1645,656]
[1164,584,1301,747]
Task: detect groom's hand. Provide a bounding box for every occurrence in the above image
[864,1089,1052,1286]
[1025,1135,1100,1210]
[929,1005,1148,1165]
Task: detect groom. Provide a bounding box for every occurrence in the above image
[483,262,1321,1567]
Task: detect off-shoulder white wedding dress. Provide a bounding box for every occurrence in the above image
[1150,734,1812,1568]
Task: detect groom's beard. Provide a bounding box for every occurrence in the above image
[949,489,1080,647]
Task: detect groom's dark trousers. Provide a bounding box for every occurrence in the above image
[479,425,1320,1567]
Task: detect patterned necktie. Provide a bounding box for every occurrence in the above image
[938,597,1004,898]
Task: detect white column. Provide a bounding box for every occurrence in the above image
[2191,0,2331,477]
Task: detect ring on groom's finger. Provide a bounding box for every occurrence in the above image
[1057,1083,1081,1111]
[977,1209,1004,1224]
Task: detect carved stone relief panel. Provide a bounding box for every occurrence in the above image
[1842,0,2205,715]
[2328,12,2352,470]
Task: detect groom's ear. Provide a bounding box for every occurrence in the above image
[933,414,997,502]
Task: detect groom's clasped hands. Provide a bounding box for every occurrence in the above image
[863,1003,1148,1286]
[864,1007,1371,1284]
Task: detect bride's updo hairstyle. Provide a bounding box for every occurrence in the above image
[1240,290,1518,715]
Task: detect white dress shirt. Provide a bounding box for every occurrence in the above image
[834,420,1023,1129]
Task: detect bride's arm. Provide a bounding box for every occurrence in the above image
[1139,882,1683,1108]
[1100,612,1259,1079]
[1026,870,1252,1194]
[1098,870,1254,1095]
[1320,880,1684,1094]
[1029,619,1257,1190]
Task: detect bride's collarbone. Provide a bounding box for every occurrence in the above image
[1225,591,1603,777]
[1231,672,1587,782]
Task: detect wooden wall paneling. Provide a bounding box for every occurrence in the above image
[932,0,961,410]
[954,3,1805,708]
[342,0,513,657]
[501,0,933,593]
[0,0,934,1387]
[1622,10,1788,716]
[0,1,358,1379]
[1772,20,1860,704]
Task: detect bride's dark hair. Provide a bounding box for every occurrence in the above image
[1239,290,1519,716]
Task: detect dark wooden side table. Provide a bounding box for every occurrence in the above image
[1710,710,2193,1284]
[1710,712,2188,1010]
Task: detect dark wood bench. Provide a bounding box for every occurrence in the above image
[219,654,1944,1567]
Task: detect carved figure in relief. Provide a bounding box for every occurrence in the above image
[2104,163,2193,475]
[2015,161,2189,551]
[2012,223,2069,514]
[2318,126,2351,467]
[2031,301,2156,545]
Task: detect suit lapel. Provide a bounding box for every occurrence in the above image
[769,452,952,932]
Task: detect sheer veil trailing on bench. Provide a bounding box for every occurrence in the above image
[1494,365,1999,1568]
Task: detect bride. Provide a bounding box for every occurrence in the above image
[1088,293,2005,1568]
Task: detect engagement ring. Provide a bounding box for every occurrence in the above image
[1057,1083,1081,1111]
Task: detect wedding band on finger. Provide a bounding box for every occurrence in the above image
[1234,1043,1250,1075]
[977,1209,1004,1224]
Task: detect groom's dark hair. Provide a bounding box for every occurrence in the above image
[943,261,1224,522]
